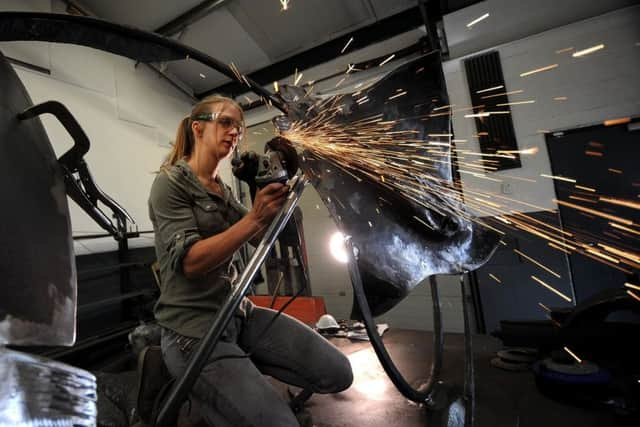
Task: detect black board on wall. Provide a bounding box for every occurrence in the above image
[464,51,521,170]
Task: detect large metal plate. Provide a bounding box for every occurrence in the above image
[278,52,500,317]
[0,50,76,345]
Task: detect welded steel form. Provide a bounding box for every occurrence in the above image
[278,52,499,317]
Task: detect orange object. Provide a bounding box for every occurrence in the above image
[248,296,327,326]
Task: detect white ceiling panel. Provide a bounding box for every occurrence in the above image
[165,7,272,93]
[79,0,204,31]
[227,0,377,62]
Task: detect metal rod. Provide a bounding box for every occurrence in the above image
[460,273,475,427]
[73,230,153,240]
[425,275,444,405]
[155,174,308,427]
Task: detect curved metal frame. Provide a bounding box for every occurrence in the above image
[347,240,477,426]
[345,239,445,404]
[0,12,286,112]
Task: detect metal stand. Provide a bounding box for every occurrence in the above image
[460,273,475,427]
[344,240,445,405]
[155,174,308,427]
[346,239,478,426]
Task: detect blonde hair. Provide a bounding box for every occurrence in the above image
[163,95,244,168]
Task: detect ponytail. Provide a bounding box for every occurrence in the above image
[163,116,193,169]
[161,95,244,170]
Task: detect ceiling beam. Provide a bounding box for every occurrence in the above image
[197,5,426,99]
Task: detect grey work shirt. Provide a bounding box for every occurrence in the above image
[148,159,249,338]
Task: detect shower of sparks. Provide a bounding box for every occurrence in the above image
[628,290,640,303]
[481,89,524,99]
[279,0,290,11]
[540,174,576,183]
[273,81,279,93]
[379,54,395,67]
[520,64,558,77]
[563,347,583,363]
[531,276,572,302]
[575,184,596,192]
[388,90,407,100]
[604,117,631,126]
[625,282,640,292]
[341,37,354,54]
[554,96,568,101]
[599,196,640,210]
[497,100,536,106]
[555,47,574,54]
[538,302,551,312]
[466,13,490,28]
[476,85,504,94]
[554,199,633,225]
[273,69,639,299]
[497,147,539,156]
[572,44,605,57]
[514,249,561,278]
[489,273,502,283]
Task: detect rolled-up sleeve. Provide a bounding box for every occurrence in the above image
[149,171,201,273]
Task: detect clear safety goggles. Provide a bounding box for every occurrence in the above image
[192,112,245,140]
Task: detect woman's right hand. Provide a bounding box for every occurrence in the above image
[249,182,289,227]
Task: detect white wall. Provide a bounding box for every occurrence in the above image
[444,0,637,59]
[0,0,205,254]
[443,5,640,215]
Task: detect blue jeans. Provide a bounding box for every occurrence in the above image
[161,301,353,426]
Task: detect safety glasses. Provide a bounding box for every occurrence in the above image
[192,112,245,140]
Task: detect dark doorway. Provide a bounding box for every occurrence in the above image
[546,118,640,303]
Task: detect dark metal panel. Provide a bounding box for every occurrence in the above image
[0,50,76,346]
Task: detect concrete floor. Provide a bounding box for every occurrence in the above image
[94,329,626,426]
[294,330,623,427]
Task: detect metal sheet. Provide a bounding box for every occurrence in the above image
[278,52,500,317]
[0,50,76,345]
[0,348,96,426]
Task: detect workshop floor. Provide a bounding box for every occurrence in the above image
[293,329,622,427]
[94,329,624,426]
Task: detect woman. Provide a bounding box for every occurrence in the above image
[148,95,353,426]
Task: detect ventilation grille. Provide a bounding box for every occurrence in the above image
[464,51,521,170]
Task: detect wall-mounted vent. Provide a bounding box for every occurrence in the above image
[464,51,520,170]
